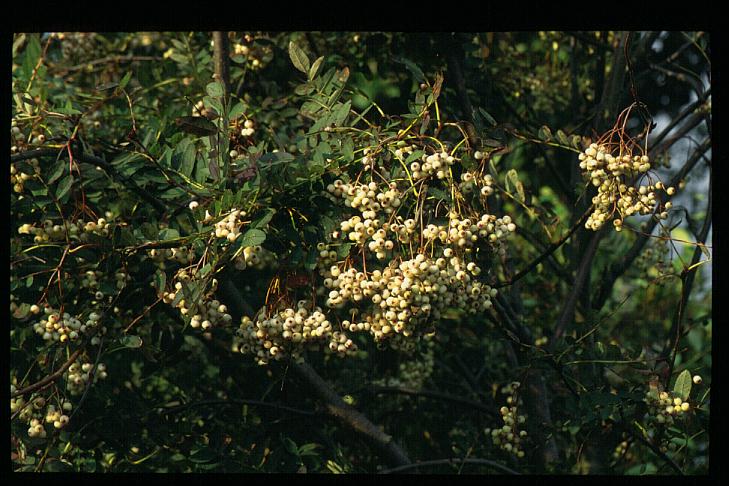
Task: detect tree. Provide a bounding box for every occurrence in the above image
[10,31,711,474]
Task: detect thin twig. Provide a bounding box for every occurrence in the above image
[378,457,520,475]
[365,385,496,417]
[495,207,592,288]
[11,148,167,213]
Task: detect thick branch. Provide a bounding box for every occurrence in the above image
[12,346,85,398]
[212,32,231,103]
[550,228,605,347]
[218,276,410,468]
[156,398,317,417]
[291,362,411,467]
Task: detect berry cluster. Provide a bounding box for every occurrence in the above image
[644,389,692,425]
[66,359,108,395]
[458,171,495,198]
[10,160,38,193]
[234,300,357,365]
[148,246,197,268]
[612,438,634,462]
[10,120,47,154]
[409,151,457,181]
[485,382,527,458]
[230,33,270,70]
[319,250,497,343]
[234,245,278,271]
[32,308,105,344]
[232,138,515,362]
[393,142,418,161]
[161,278,232,329]
[578,140,674,231]
[240,119,255,137]
[17,214,118,243]
[213,208,248,242]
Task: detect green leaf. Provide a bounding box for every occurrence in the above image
[571,134,582,149]
[393,56,425,83]
[288,41,310,74]
[405,150,424,164]
[342,138,354,162]
[158,228,180,240]
[336,243,352,259]
[506,169,525,203]
[239,228,266,247]
[229,101,246,120]
[175,116,218,137]
[47,160,67,185]
[673,369,692,400]
[294,83,315,96]
[189,447,216,464]
[206,81,224,98]
[119,71,133,90]
[538,125,553,142]
[251,209,276,229]
[154,270,166,293]
[21,34,41,81]
[259,151,295,166]
[309,56,325,80]
[556,129,570,146]
[282,437,299,455]
[331,100,351,127]
[478,107,497,127]
[120,335,143,348]
[56,175,74,200]
[175,139,197,178]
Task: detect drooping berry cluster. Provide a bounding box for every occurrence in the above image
[644,389,692,425]
[32,308,105,344]
[66,359,108,395]
[10,160,38,193]
[409,151,457,181]
[161,279,233,331]
[234,245,278,271]
[577,105,677,232]
[485,381,527,458]
[234,300,357,365]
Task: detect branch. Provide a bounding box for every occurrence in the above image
[51,55,163,74]
[212,32,231,102]
[11,346,84,399]
[550,227,605,347]
[443,34,478,147]
[290,361,411,467]
[495,207,592,289]
[365,385,496,417]
[378,457,520,475]
[156,398,317,417]
[648,88,710,151]
[662,173,712,386]
[217,276,411,467]
[592,138,711,311]
[10,148,167,213]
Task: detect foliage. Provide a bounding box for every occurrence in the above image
[10,31,711,474]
